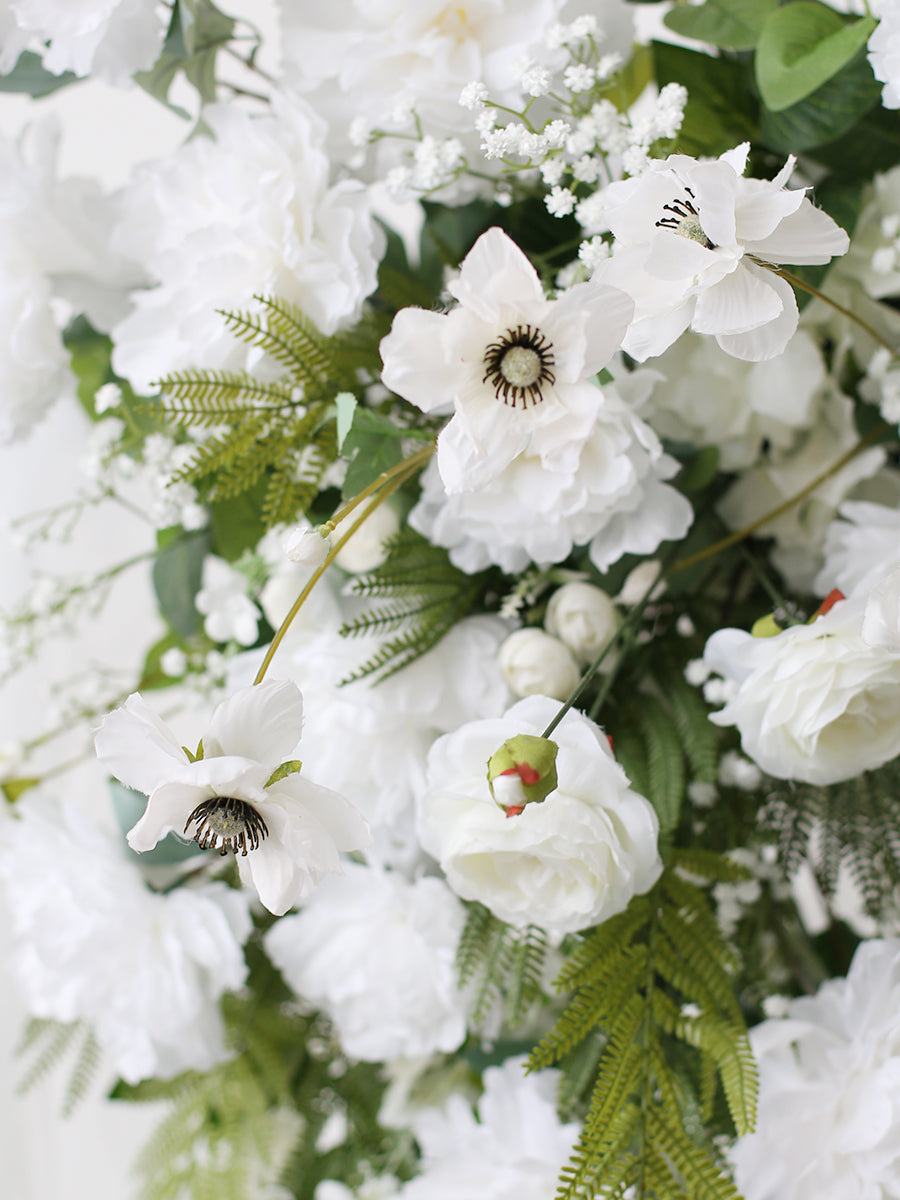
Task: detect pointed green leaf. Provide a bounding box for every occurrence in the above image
[664,0,777,50]
[336,392,358,451]
[264,760,303,788]
[1,777,41,803]
[0,51,78,97]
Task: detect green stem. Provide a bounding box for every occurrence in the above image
[761,262,899,356]
[319,442,434,536]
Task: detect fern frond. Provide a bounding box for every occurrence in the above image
[673,848,754,885]
[158,369,298,416]
[219,305,328,386]
[456,903,549,1031]
[254,295,336,385]
[16,1018,82,1097]
[637,694,686,834]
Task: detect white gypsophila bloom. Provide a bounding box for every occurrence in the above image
[380,227,634,494]
[544,580,619,666]
[110,94,382,392]
[869,0,900,108]
[597,142,850,361]
[95,680,370,915]
[498,627,580,700]
[195,555,261,648]
[408,378,693,576]
[419,694,661,933]
[0,793,251,1084]
[264,863,469,1062]
[717,388,886,591]
[2,0,167,83]
[815,500,900,597]
[840,164,900,299]
[643,328,826,471]
[732,938,900,1200]
[703,588,900,785]
[396,1057,579,1200]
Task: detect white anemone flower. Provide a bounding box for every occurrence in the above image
[95,680,370,915]
[598,143,850,361]
[380,226,635,493]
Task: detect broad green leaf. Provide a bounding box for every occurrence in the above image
[0,51,78,97]
[652,42,758,157]
[152,529,210,637]
[63,317,113,419]
[209,483,267,562]
[756,3,877,112]
[109,780,203,864]
[335,392,358,451]
[341,406,409,496]
[663,0,777,51]
[809,102,900,179]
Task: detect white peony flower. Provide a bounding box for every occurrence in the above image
[869,0,900,109]
[264,863,469,1062]
[0,794,251,1084]
[195,555,262,648]
[862,564,900,651]
[703,589,900,785]
[544,580,619,666]
[380,227,635,493]
[418,694,662,934]
[498,627,580,700]
[732,938,900,1200]
[4,0,167,84]
[110,95,383,391]
[815,499,900,597]
[598,143,850,361]
[396,1056,580,1200]
[94,680,370,915]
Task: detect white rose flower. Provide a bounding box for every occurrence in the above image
[498,627,580,700]
[94,680,371,915]
[111,95,383,391]
[195,555,262,648]
[544,581,619,665]
[598,143,850,361]
[703,590,900,785]
[732,938,900,1200]
[0,794,251,1084]
[418,695,662,934]
[264,863,469,1062]
[815,499,900,597]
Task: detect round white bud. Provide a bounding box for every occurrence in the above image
[333,501,400,574]
[498,629,580,701]
[544,581,619,666]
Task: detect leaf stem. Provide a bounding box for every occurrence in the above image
[761,262,899,356]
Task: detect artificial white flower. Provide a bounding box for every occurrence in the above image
[815,499,900,597]
[544,580,619,666]
[862,563,900,651]
[418,694,662,933]
[381,227,634,493]
[94,680,370,915]
[598,143,850,361]
[0,793,251,1083]
[703,589,900,785]
[498,627,580,700]
[333,500,401,573]
[396,1056,580,1200]
[732,938,900,1200]
[265,863,469,1062]
[195,555,262,648]
[284,524,331,568]
[111,96,382,391]
[869,0,900,109]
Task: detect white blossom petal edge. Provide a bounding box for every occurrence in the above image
[95,680,370,915]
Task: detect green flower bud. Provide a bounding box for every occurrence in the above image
[487,734,559,816]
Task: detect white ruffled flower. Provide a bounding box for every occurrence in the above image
[498,627,580,700]
[815,499,900,597]
[396,1057,579,1200]
[544,580,619,666]
[380,227,635,494]
[869,0,900,109]
[418,694,662,933]
[0,794,251,1084]
[732,938,900,1200]
[598,143,850,361]
[94,680,370,915]
[703,589,900,785]
[264,863,469,1061]
[196,555,262,648]
[111,96,382,391]
[862,564,900,652]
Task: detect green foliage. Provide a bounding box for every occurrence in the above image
[152,528,211,638]
[0,50,78,96]
[761,757,900,917]
[339,528,489,684]
[652,42,758,158]
[136,0,236,112]
[16,1018,102,1116]
[663,0,777,51]
[755,3,877,112]
[530,865,757,1200]
[456,903,549,1030]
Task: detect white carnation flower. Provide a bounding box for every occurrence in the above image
[111,95,382,391]
[397,1057,579,1200]
[94,680,371,915]
[418,695,662,934]
[598,143,850,361]
[732,938,900,1200]
[869,0,900,109]
[815,500,900,597]
[703,589,900,785]
[0,794,251,1084]
[265,863,469,1062]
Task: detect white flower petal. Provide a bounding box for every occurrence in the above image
[203,680,303,767]
[95,692,188,795]
[714,265,798,361]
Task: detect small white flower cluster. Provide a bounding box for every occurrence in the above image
[384,136,466,201]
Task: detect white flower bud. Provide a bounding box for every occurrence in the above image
[544,581,618,666]
[333,502,400,574]
[498,629,580,701]
[617,560,666,607]
[284,525,330,567]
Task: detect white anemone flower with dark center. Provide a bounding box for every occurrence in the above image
[95,680,370,915]
[380,225,635,492]
[598,143,850,362]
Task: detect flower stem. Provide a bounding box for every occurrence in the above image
[762,262,898,356]
[253,445,434,684]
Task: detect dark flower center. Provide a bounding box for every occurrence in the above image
[482,324,556,408]
[184,796,269,856]
[655,186,716,250]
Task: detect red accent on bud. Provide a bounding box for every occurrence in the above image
[504,805,525,818]
[814,588,845,619]
[499,762,540,785]
[606,734,614,752]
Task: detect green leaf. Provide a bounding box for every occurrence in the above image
[677,444,720,493]
[209,482,268,562]
[652,41,758,157]
[63,318,113,420]
[0,51,78,97]
[664,0,777,50]
[808,102,900,179]
[335,392,358,451]
[264,760,303,788]
[1,777,40,803]
[755,3,877,112]
[152,529,210,637]
[136,630,187,691]
[637,696,685,836]
[341,409,406,497]
[108,780,202,864]
[135,0,235,109]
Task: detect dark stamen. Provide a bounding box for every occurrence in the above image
[184,796,269,856]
